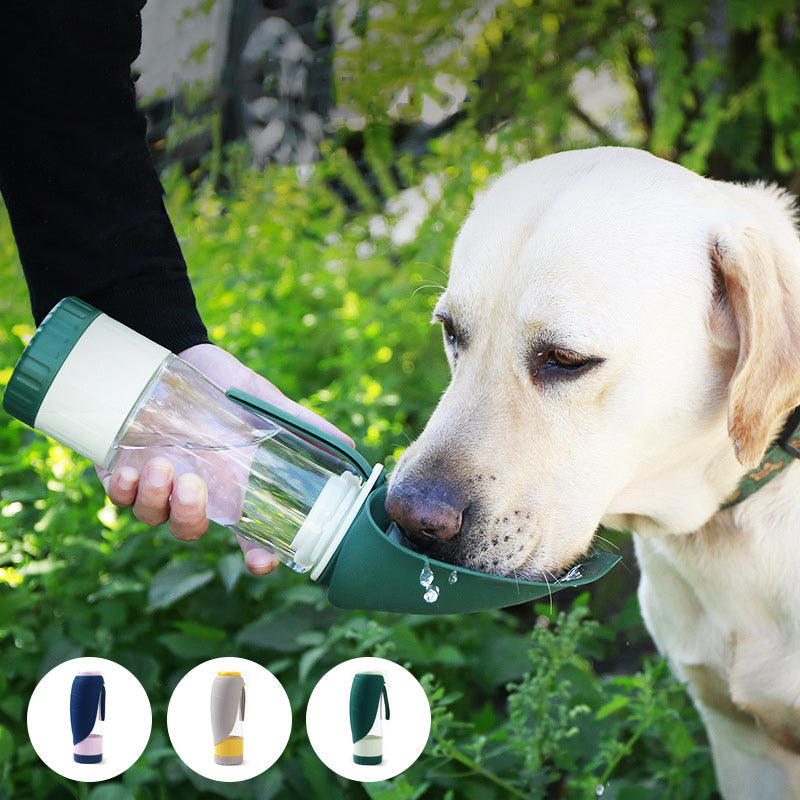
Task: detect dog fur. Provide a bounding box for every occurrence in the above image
[385,147,800,798]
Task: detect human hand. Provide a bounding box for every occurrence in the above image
[98,343,354,575]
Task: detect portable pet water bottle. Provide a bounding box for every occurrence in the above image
[349,672,389,765]
[70,672,105,764]
[210,671,245,765]
[4,298,620,615]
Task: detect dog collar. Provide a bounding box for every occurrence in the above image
[720,407,800,510]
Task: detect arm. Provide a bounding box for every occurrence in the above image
[0,4,352,571]
[0,2,209,352]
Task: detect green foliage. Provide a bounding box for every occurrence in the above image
[424,602,720,800]
[343,0,800,183]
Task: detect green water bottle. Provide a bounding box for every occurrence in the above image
[349,672,389,765]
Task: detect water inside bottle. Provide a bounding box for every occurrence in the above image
[114,416,357,571]
[112,428,278,525]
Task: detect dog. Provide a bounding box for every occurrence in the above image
[384,147,800,799]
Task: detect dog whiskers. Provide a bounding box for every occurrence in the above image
[541,567,557,612]
[411,283,447,298]
[592,532,620,551]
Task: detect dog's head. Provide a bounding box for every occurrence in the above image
[385,147,800,581]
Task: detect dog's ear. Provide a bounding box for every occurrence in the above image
[711,201,800,468]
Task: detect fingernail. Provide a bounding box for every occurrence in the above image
[175,475,204,505]
[117,467,137,492]
[146,463,171,489]
[245,549,278,575]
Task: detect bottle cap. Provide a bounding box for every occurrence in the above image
[3,297,169,467]
[3,297,101,426]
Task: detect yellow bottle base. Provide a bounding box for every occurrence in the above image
[214,736,243,765]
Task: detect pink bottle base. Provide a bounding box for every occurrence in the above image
[74,734,103,757]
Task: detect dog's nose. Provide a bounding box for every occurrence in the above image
[384,484,465,543]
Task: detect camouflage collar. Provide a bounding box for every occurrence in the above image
[720,408,800,510]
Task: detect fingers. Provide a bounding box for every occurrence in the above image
[132,458,174,526]
[100,461,279,577]
[102,465,139,507]
[169,474,210,541]
[235,534,280,576]
[103,458,210,541]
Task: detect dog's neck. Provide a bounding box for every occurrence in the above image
[603,408,800,540]
[719,407,800,510]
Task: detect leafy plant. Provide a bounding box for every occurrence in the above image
[417,601,720,800]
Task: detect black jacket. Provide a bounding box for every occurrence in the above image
[0,1,209,353]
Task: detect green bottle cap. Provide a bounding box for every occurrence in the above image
[3,297,101,426]
[3,296,169,466]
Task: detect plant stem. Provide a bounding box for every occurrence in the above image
[432,731,527,799]
[598,720,648,786]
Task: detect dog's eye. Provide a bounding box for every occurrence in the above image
[530,347,604,381]
[547,348,590,370]
[434,313,464,357]
[442,320,458,347]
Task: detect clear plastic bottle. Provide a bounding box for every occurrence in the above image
[3,298,382,576]
[107,353,371,572]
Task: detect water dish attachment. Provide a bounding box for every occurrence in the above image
[316,487,620,614]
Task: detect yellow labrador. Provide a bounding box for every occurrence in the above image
[385,147,800,799]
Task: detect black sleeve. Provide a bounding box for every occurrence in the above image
[0,1,210,353]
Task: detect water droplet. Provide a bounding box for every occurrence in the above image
[419,561,434,589]
[560,564,583,582]
[448,570,458,584]
[595,784,606,796]
[423,585,440,603]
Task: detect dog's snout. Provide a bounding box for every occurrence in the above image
[385,482,466,544]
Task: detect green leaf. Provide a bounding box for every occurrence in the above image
[596,695,631,720]
[147,560,215,610]
[218,551,244,593]
[0,725,14,764]
[235,607,332,652]
[87,784,136,800]
[87,577,146,602]
[363,778,430,800]
[157,632,221,660]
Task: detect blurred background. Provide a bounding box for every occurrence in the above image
[2,1,799,797]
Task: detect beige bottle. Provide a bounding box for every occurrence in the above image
[211,672,245,765]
